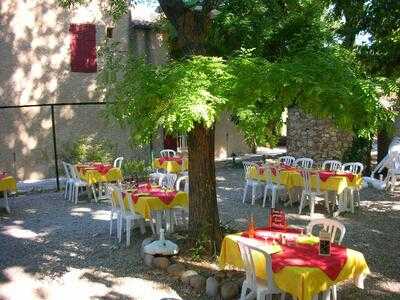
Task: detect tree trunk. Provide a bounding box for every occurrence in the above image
[158,1,222,252]
[187,123,222,253]
[377,129,391,163]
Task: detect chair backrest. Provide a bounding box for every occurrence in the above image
[342,162,364,175]
[306,218,346,244]
[110,185,128,214]
[160,149,176,158]
[237,239,277,292]
[300,168,313,194]
[322,160,342,172]
[113,157,124,168]
[62,161,72,179]
[176,175,189,192]
[261,163,275,185]
[159,173,178,189]
[278,155,296,166]
[106,183,119,208]
[242,161,257,180]
[68,164,80,180]
[294,157,314,169]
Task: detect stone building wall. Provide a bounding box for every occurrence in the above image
[0,0,159,180]
[286,107,353,165]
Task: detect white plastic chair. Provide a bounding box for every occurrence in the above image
[322,160,342,172]
[173,175,189,229]
[105,184,121,237]
[113,157,124,168]
[62,161,74,201]
[237,239,286,300]
[298,169,330,216]
[342,162,364,175]
[111,185,146,246]
[176,175,189,192]
[262,164,286,208]
[342,162,364,211]
[278,155,296,166]
[69,164,90,204]
[306,218,346,244]
[306,218,346,300]
[242,162,265,205]
[160,149,176,158]
[294,157,314,169]
[159,173,177,189]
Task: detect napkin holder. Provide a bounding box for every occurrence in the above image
[319,230,331,256]
[268,208,287,230]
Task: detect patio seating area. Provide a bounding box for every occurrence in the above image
[1,159,399,300]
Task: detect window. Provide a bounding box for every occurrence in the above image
[69,24,97,73]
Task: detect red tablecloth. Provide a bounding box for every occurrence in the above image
[158,156,183,165]
[131,185,177,205]
[272,243,348,281]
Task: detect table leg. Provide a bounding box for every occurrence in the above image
[155,211,162,237]
[3,192,10,214]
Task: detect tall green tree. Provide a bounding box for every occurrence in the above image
[60,0,389,251]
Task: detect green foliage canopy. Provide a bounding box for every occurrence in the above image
[99,42,389,145]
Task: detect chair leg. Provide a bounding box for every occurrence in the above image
[322,289,331,300]
[299,192,306,214]
[117,216,122,243]
[139,218,146,235]
[4,192,10,214]
[109,211,113,236]
[242,184,248,204]
[126,219,131,246]
[332,285,337,300]
[74,185,79,205]
[310,195,315,216]
[324,192,330,214]
[271,188,277,208]
[251,185,256,206]
[262,185,268,208]
[240,281,249,300]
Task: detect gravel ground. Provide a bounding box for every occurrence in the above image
[1,163,399,299]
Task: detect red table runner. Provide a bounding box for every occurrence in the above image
[131,185,177,205]
[77,163,113,175]
[272,243,348,281]
[318,171,355,182]
[158,156,183,165]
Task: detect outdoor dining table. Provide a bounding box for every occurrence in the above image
[77,163,123,185]
[153,156,188,173]
[249,165,363,213]
[123,183,189,234]
[0,173,17,213]
[77,163,123,202]
[219,227,370,300]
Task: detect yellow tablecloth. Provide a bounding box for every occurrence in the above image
[219,233,370,300]
[249,167,363,194]
[0,176,17,192]
[79,167,123,185]
[153,158,188,173]
[123,191,189,219]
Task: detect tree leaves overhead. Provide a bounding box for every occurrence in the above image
[99,42,389,145]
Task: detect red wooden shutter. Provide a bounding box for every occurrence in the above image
[69,24,97,73]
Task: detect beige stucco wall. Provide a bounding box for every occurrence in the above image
[0,1,249,179]
[0,0,154,180]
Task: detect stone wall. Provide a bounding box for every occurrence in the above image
[286,107,353,165]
